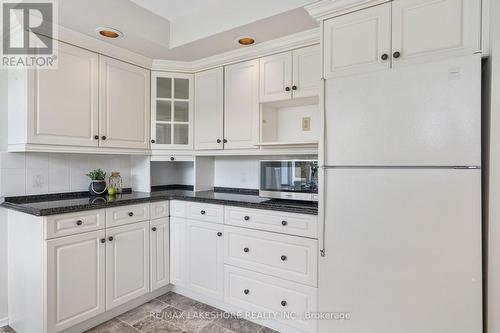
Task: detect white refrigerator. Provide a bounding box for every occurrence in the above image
[318,55,483,333]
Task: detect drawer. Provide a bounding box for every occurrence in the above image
[171,200,223,224]
[224,226,318,286]
[224,265,318,333]
[151,201,169,220]
[45,209,105,239]
[106,203,150,228]
[225,206,318,238]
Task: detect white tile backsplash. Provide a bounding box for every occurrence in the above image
[0,152,133,197]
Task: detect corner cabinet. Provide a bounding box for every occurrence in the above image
[99,56,150,150]
[151,72,194,150]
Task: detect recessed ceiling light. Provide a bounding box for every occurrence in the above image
[96,27,123,39]
[237,36,255,46]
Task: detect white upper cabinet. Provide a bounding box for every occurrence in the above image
[224,59,259,149]
[260,45,321,102]
[8,41,100,147]
[323,3,392,79]
[292,44,321,99]
[194,68,224,150]
[151,72,194,150]
[323,0,481,78]
[259,52,293,102]
[99,56,150,150]
[391,0,481,67]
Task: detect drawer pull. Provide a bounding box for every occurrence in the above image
[76,220,83,226]
[201,210,206,215]
[281,255,287,261]
[244,216,250,221]
[243,247,250,253]
[281,300,287,307]
[281,220,288,226]
[217,232,222,237]
[128,212,134,217]
[244,289,250,295]
[152,227,157,232]
[108,236,114,241]
[100,238,106,243]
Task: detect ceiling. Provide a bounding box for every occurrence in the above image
[57,0,319,61]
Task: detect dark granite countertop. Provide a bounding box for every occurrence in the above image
[1,189,318,216]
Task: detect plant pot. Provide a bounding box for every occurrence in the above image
[89,180,107,196]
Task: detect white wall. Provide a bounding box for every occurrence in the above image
[487,0,500,331]
[214,157,260,189]
[150,161,194,186]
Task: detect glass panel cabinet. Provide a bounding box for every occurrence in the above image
[151,72,194,149]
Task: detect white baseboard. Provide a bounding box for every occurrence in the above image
[0,317,9,327]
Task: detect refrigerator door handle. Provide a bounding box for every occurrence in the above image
[319,167,326,257]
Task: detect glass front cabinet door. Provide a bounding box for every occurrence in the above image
[151,72,194,149]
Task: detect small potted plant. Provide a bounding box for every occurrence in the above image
[86,168,107,195]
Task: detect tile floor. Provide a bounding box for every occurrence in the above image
[0,292,279,333]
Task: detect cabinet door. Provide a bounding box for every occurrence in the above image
[46,230,105,332]
[323,3,392,78]
[150,218,170,291]
[194,68,224,150]
[292,45,321,99]
[259,52,293,102]
[106,221,150,310]
[392,0,481,67]
[100,56,150,149]
[151,72,194,150]
[186,220,224,300]
[170,217,188,286]
[224,60,259,149]
[29,41,99,147]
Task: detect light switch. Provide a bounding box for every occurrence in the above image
[302,117,311,131]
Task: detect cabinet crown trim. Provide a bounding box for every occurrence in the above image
[305,0,391,20]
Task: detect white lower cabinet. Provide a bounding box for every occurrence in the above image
[46,230,106,333]
[150,217,170,291]
[106,221,150,310]
[224,265,318,333]
[186,220,224,300]
[170,217,188,286]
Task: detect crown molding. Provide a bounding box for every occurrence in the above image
[305,0,390,21]
[152,27,320,73]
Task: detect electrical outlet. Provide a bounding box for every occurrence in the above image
[302,117,311,131]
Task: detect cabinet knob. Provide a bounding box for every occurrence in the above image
[170,157,175,161]
[217,139,221,143]
[76,220,83,226]
[223,139,228,143]
[244,216,250,221]
[393,51,401,59]
[281,300,287,307]
[281,255,287,261]
[217,232,222,237]
[151,139,156,144]
[244,289,250,295]
[201,210,206,215]
[128,212,134,217]
[108,236,114,242]
[281,220,288,226]
[244,247,249,253]
[152,227,157,232]
[292,85,297,90]
[94,135,99,140]
[285,86,291,92]
[101,136,107,140]
[100,238,106,243]
[381,53,389,61]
